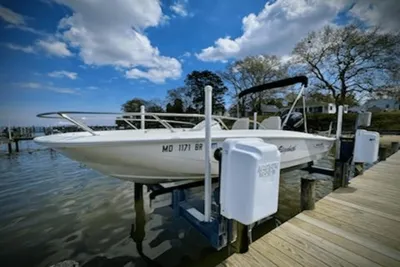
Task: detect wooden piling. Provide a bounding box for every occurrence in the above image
[333,161,349,190]
[391,142,399,154]
[236,223,249,253]
[15,140,19,152]
[7,142,12,154]
[301,178,316,211]
[379,146,387,161]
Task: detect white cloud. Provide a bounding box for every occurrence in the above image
[0,5,25,25]
[48,70,78,80]
[15,82,79,94]
[36,39,72,57]
[170,0,189,17]
[52,0,181,83]
[0,5,47,37]
[196,0,349,62]
[5,43,36,53]
[125,56,181,83]
[15,82,41,89]
[5,24,47,36]
[349,0,400,32]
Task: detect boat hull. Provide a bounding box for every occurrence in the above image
[47,134,334,184]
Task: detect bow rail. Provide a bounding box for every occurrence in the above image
[37,111,264,136]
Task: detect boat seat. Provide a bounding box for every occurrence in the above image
[232,118,250,130]
[191,119,222,131]
[261,117,281,129]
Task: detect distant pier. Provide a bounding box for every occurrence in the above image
[218,149,400,267]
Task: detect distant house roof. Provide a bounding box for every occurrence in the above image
[348,106,362,113]
[294,101,330,107]
[261,104,280,113]
[363,98,399,110]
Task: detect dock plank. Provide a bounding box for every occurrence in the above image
[217,150,400,267]
[270,225,355,267]
[260,233,329,267]
[279,222,379,267]
[315,200,400,240]
[289,217,400,267]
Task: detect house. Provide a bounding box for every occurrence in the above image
[260,104,280,114]
[362,99,399,112]
[290,101,348,114]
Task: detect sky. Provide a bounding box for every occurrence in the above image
[0,0,399,126]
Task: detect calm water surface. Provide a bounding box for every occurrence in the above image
[0,141,334,267]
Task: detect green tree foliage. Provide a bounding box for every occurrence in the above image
[220,55,288,116]
[184,70,228,114]
[121,98,164,113]
[293,24,400,106]
[166,98,184,113]
[166,87,192,113]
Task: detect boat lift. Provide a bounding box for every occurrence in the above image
[131,77,313,253]
[129,74,380,256]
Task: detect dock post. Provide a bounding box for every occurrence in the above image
[131,183,145,253]
[333,161,350,190]
[301,178,316,211]
[391,142,399,154]
[15,140,19,152]
[379,146,387,161]
[236,223,249,253]
[7,142,12,154]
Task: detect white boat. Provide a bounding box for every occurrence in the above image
[34,76,335,184]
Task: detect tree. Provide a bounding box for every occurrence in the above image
[220,55,288,116]
[121,97,147,112]
[120,97,164,128]
[166,87,192,112]
[121,98,164,113]
[184,70,228,114]
[166,98,184,113]
[292,24,400,106]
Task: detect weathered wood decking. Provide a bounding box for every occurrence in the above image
[218,151,400,267]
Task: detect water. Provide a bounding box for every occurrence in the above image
[0,141,334,267]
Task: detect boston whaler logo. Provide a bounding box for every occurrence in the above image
[314,142,324,148]
[278,145,296,153]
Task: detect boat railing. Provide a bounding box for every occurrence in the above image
[37,111,264,136]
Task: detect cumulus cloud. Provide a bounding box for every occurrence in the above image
[36,39,72,57]
[349,0,400,32]
[0,5,25,25]
[196,0,348,62]
[170,0,190,17]
[5,43,36,53]
[53,0,181,83]
[48,70,77,80]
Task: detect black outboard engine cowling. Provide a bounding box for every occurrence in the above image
[281,111,304,131]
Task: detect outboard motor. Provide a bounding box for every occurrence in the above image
[281,111,304,131]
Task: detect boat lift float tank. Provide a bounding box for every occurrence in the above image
[353,129,380,164]
[220,138,281,225]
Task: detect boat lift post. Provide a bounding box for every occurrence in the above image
[253,112,257,130]
[140,105,145,130]
[204,85,213,222]
[335,105,343,160]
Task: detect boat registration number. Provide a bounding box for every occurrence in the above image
[161,142,220,153]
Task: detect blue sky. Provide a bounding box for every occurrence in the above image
[0,0,397,126]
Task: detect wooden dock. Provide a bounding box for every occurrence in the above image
[218,150,400,267]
